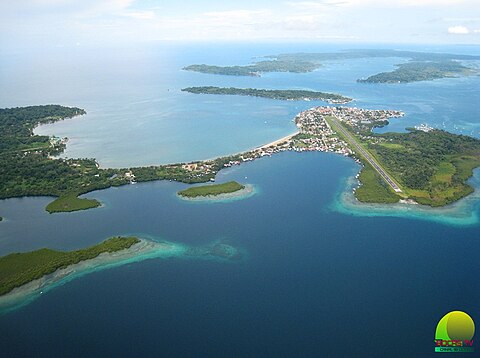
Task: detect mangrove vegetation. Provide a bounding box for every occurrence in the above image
[178,181,245,198]
[0,236,140,296]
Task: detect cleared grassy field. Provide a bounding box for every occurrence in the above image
[354,164,400,204]
[377,142,405,150]
[403,156,479,206]
[325,115,480,206]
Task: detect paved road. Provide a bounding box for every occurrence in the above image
[329,115,402,193]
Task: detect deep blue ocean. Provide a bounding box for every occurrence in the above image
[0,42,479,357]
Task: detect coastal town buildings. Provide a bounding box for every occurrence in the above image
[179,106,403,181]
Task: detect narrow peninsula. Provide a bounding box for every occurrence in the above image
[0,237,243,312]
[182,86,352,104]
[0,236,139,296]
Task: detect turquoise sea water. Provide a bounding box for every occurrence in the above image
[1,42,480,357]
[0,238,189,314]
[333,167,480,227]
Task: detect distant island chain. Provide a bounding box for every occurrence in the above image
[184,49,479,83]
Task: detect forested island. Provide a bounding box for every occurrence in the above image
[178,181,245,198]
[0,236,139,296]
[357,60,475,83]
[270,49,480,63]
[183,60,320,76]
[182,86,352,104]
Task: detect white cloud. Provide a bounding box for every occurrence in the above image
[76,0,135,17]
[287,0,470,8]
[194,9,275,31]
[122,11,155,20]
[398,0,467,5]
[283,14,321,31]
[2,0,479,45]
[285,1,345,9]
[448,25,470,34]
[202,10,271,24]
[141,10,278,41]
[443,17,480,22]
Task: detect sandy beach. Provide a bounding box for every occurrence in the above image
[256,131,299,150]
[202,130,299,162]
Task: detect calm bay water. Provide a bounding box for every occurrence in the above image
[1,42,480,357]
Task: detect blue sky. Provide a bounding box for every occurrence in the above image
[1,0,479,47]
